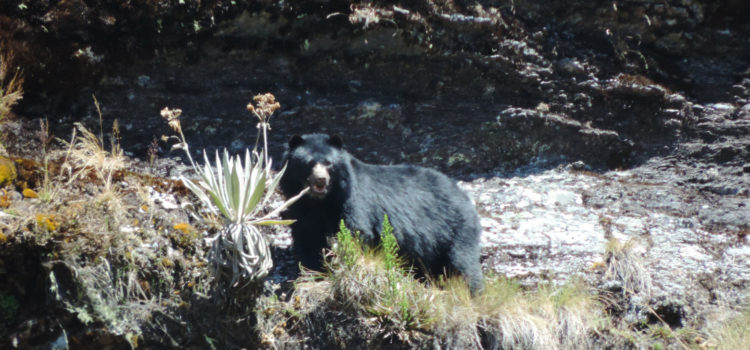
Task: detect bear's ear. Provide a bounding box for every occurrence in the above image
[327,134,343,149]
[289,135,304,149]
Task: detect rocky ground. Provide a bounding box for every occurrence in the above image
[1,0,749,348]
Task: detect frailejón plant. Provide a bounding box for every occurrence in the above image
[162,95,306,287]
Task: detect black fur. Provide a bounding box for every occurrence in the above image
[280,133,484,294]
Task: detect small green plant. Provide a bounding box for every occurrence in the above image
[328,216,436,331]
[377,215,415,324]
[334,220,360,269]
[380,215,400,272]
[0,291,19,325]
[162,94,306,287]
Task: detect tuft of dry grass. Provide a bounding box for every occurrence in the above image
[55,120,128,223]
[0,50,23,122]
[438,276,603,349]
[604,237,652,297]
[61,122,126,190]
[708,307,750,349]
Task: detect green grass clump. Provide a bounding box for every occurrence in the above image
[327,216,435,331]
[287,216,607,349]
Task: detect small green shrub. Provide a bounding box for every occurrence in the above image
[379,215,413,323]
[334,220,360,269]
[328,216,435,331]
[0,291,19,325]
[304,216,608,348]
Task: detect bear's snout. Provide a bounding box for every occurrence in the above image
[307,163,330,198]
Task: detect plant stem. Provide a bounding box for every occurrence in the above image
[262,122,269,166]
[177,127,198,172]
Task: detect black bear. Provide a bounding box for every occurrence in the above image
[279,133,484,295]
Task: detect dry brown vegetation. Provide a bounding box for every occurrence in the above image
[0,98,255,347]
[0,49,22,123]
[708,309,750,349]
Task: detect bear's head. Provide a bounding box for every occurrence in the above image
[281,133,347,199]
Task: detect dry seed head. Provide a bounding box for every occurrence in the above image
[254,93,279,112]
[249,93,280,123]
[253,93,274,103]
[160,107,180,119]
[160,107,183,132]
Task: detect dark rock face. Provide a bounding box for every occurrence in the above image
[6,1,743,175]
[2,1,744,171]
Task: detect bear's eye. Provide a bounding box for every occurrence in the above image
[320,160,332,167]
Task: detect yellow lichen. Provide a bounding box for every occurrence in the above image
[0,189,10,208]
[22,188,39,198]
[36,214,58,232]
[273,321,287,336]
[173,222,193,234]
[160,257,175,268]
[128,333,138,349]
[0,156,16,187]
[589,260,606,271]
[0,231,7,243]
